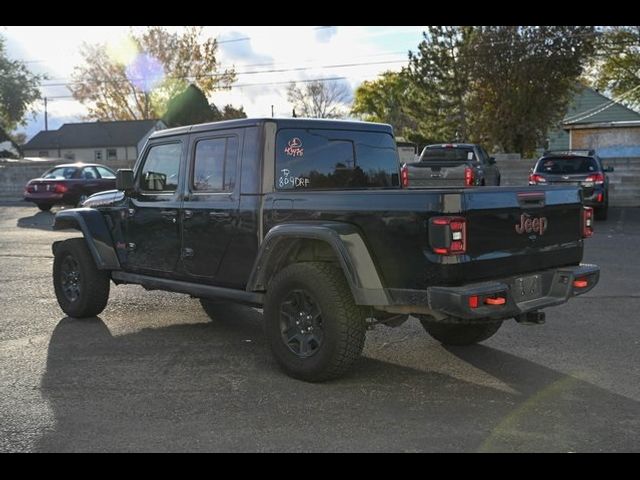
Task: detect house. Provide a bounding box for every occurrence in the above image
[547,86,640,158]
[22,119,166,164]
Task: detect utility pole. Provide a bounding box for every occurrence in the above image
[44,97,48,131]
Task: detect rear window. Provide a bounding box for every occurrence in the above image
[275,128,400,190]
[43,167,77,179]
[420,147,475,162]
[535,157,598,174]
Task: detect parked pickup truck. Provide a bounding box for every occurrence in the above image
[405,143,501,187]
[51,118,599,382]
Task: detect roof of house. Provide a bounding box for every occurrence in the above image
[23,119,161,150]
[563,86,640,126]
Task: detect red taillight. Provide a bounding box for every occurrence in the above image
[430,216,466,255]
[468,295,479,308]
[53,183,68,193]
[585,173,605,185]
[529,173,546,185]
[573,279,588,288]
[485,297,506,306]
[464,167,475,186]
[597,193,603,203]
[400,164,409,188]
[582,206,594,238]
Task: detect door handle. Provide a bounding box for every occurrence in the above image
[183,210,194,219]
[208,211,230,219]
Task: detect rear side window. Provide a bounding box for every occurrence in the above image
[43,167,77,179]
[275,128,399,190]
[192,137,238,192]
[535,157,598,174]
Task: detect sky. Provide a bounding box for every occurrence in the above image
[1,26,426,140]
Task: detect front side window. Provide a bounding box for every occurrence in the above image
[192,137,238,192]
[81,167,99,179]
[139,143,182,192]
[96,166,116,179]
[275,128,399,190]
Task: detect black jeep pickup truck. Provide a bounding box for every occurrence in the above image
[51,118,599,382]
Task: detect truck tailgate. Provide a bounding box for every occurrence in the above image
[437,185,585,284]
[406,161,468,187]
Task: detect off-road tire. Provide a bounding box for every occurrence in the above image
[264,262,366,382]
[53,238,110,318]
[420,318,502,346]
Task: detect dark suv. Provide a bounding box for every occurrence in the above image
[529,150,613,220]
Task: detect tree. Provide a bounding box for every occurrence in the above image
[0,35,44,132]
[467,26,595,155]
[71,26,236,121]
[404,26,595,155]
[592,26,640,109]
[351,71,419,141]
[163,84,246,127]
[287,80,351,118]
[406,26,475,143]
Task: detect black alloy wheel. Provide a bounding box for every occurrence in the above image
[279,289,325,358]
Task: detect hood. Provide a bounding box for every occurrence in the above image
[82,189,125,208]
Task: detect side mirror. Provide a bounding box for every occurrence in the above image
[488,157,496,165]
[604,166,614,173]
[116,169,135,192]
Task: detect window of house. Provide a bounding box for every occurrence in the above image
[139,143,182,193]
[107,149,117,161]
[275,129,400,190]
[192,137,238,192]
[64,152,75,161]
[95,150,103,161]
[38,151,49,157]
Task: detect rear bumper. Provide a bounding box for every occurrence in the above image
[425,264,599,320]
[380,264,600,320]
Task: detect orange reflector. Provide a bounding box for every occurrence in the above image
[485,297,506,306]
[468,296,479,308]
[573,279,588,288]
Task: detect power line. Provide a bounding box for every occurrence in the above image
[43,76,353,100]
[38,58,407,89]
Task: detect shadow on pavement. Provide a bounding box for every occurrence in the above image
[16,210,56,231]
[36,305,639,452]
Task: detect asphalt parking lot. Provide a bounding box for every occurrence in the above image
[0,202,639,452]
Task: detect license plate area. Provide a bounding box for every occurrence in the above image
[512,274,542,302]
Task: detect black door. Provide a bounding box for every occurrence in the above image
[181,130,242,285]
[124,140,185,274]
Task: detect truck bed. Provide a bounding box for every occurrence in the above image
[264,185,584,290]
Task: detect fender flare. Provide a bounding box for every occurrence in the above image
[247,222,389,305]
[52,208,120,270]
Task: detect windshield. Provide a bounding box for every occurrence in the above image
[535,157,598,175]
[42,167,77,179]
[420,147,475,162]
